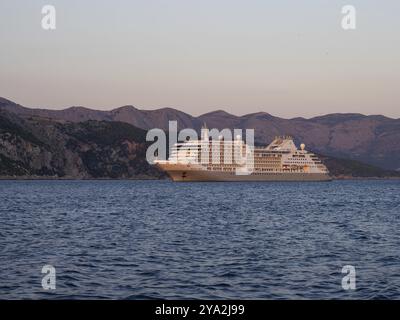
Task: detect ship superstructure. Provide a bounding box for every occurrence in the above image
[154,129,331,182]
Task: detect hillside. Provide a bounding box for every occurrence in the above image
[319,155,400,179]
[0,110,163,179]
[0,109,399,179]
[1,97,399,171]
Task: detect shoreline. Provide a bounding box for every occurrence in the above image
[1,176,399,181]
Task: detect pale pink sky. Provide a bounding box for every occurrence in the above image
[0,0,399,118]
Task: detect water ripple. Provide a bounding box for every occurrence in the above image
[0,180,399,299]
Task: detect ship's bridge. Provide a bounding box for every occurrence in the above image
[265,136,298,152]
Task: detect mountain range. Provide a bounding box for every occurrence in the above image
[1,97,399,174]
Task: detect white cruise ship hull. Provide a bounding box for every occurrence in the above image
[156,163,332,182]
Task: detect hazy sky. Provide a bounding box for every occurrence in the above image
[0,0,399,118]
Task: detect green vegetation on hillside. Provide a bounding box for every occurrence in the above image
[62,120,147,146]
[0,111,44,146]
[320,154,400,178]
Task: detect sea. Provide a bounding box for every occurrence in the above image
[0,180,399,299]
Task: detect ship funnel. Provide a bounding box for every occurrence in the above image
[300,143,305,151]
[201,123,209,141]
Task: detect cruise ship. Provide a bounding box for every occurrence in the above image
[154,129,331,182]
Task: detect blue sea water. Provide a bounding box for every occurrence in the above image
[0,180,399,299]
